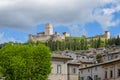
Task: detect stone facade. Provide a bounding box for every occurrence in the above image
[67,63,80,80]
[88,31,110,39]
[45,23,53,35]
[103,50,120,62]
[79,58,120,80]
[104,31,110,39]
[48,54,71,80]
[29,23,70,42]
[48,59,68,80]
[49,49,120,80]
[48,53,80,80]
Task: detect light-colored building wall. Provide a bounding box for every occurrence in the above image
[79,59,120,80]
[52,35,65,41]
[68,64,79,80]
[48,53,81,80]
[45,23,53,36]
[104,31,110,39]
[48,60,68,80]
[103,51,120,62]
[79,65,103,80]
[48,54,73,80]
[29,23,70,42]
[63,32,70,37]
[102,61,120,80]
[29,34,50,42]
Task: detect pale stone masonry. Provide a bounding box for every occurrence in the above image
[87,30,110,39]
[48,53,80,80]
[29,23,110,43]
[48,48,120,80]
[67,62,80,80]
[79,58,120,80]
[29,23,70,42]
[48,54,72,80]
[45,23,53,36]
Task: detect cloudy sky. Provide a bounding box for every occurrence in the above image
[0,0,120,43]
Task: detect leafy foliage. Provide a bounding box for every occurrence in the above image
[26,35,120,51]
[0,43,51,80]
[45,36,108,51]
[96,54,102,59]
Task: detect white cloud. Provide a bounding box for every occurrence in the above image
[0,0,120,32]
[69,25,87,36]
[0,32,4,40]
[0,32,21,44]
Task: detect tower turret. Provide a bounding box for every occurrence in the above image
[105,31,110,39]
[45,23,53,35]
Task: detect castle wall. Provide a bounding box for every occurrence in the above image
[29,23,70,42]
[52,35,65,41]
[29,35,51,42]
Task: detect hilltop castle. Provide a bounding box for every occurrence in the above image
[29,23,70,42]
[88,31,110,39]
[29,23,111,42]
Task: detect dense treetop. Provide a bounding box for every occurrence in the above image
[38,35,120,51]
[0,43,51,80]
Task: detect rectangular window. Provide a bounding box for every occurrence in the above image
[118,69,120,77]
[94,75,98,80]
[105,71,107,79]
[80,77,84,80]
[73,68,76,74]
[88,69,90,72]
[108,55,113,60]
[57,65,61,74]
[81,70,83,74]
[95,67,97,71]
[110,70,113,78]
[98,77,101,80]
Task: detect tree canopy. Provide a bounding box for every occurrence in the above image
[0,43,51,80]
[44,35,120,51]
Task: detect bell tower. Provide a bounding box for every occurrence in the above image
[45,23,53,35]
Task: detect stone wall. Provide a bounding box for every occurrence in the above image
[68,65,79,80]
[48,60,68,80]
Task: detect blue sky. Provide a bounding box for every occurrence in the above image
[0,0,120,43]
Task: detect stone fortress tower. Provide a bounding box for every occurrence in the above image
[104,31,110,39]
[29,23,111,42]
[88,30,111,39]
[45,23,53,36]
[29,23,70,42]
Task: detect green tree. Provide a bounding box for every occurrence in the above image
[96,53,103,63]
[96,37,101,48]
[115,35,120,45]
[0,43,51,80]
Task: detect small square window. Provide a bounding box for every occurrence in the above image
[95,67,97,71]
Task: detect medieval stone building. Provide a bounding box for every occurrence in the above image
[88,31,110,39]
[29,23,70,42]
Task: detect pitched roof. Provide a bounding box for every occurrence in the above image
[52,53,73,60]
[79,58,120,70]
